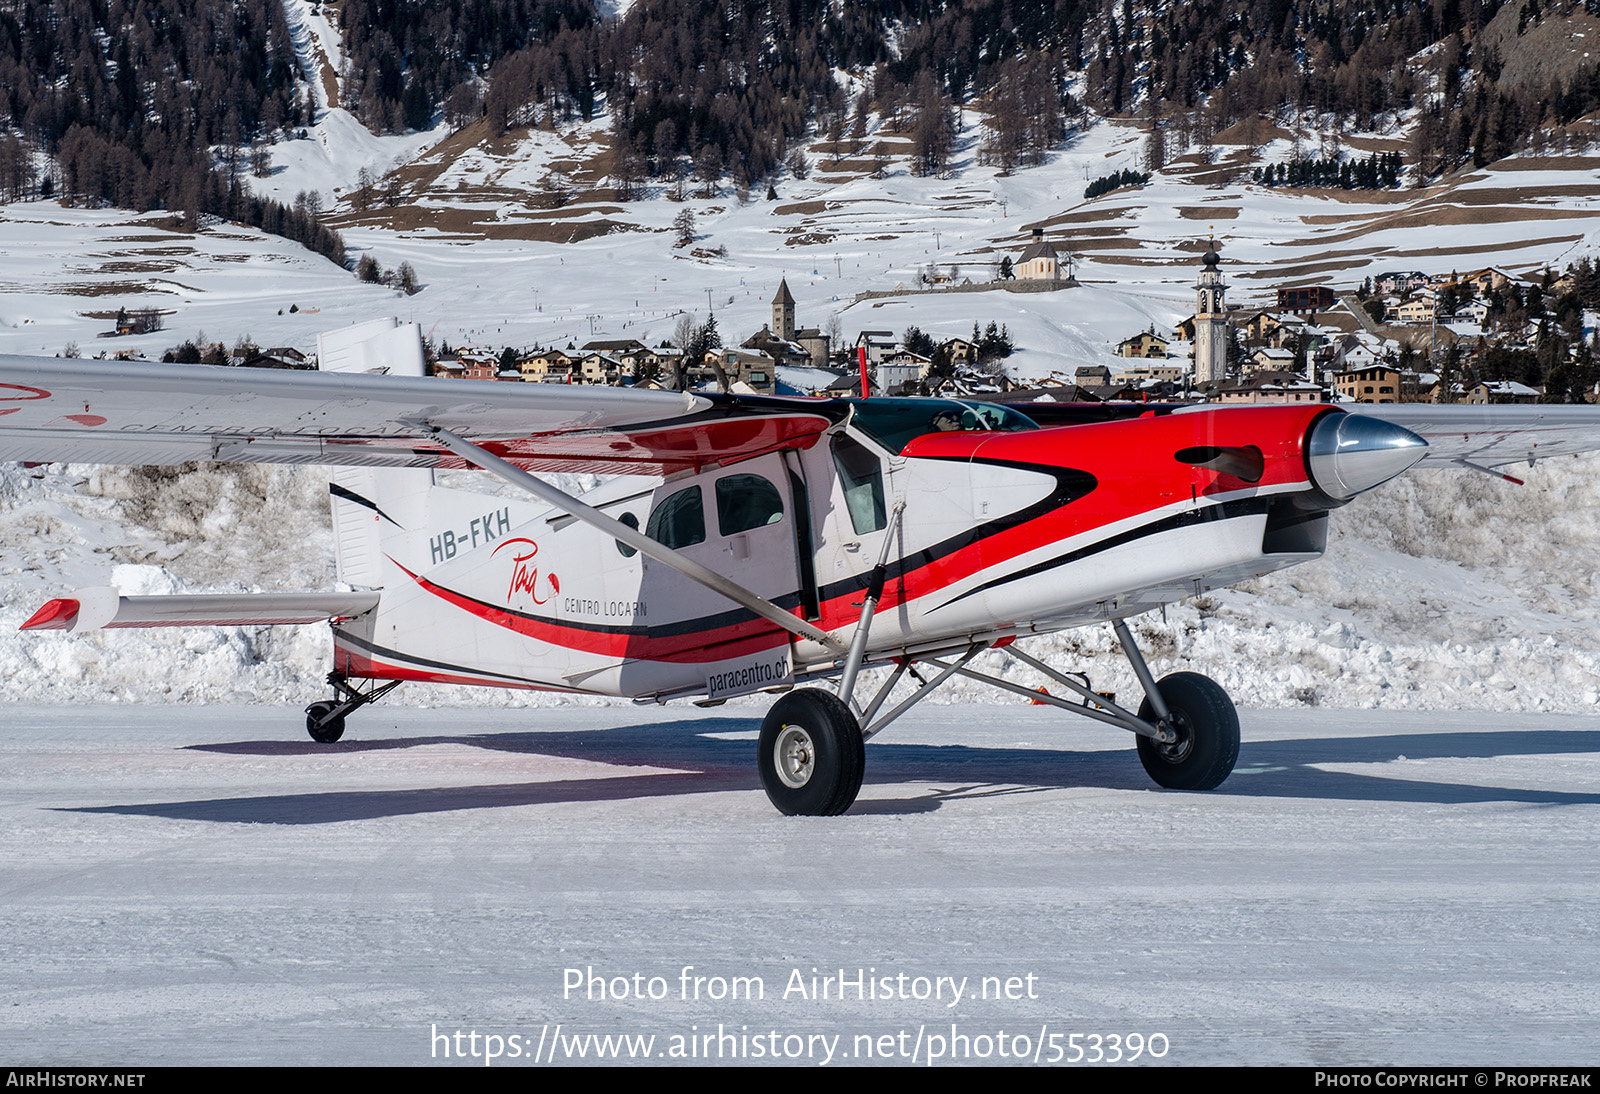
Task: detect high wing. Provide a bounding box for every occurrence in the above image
[1349,403,1600,469]
[0,355,841,475]
[8,351,1600,479]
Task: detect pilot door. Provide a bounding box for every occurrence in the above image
[808,430,898,628]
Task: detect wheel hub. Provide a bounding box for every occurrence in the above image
[773,724,815,788]
[1156,711,1194,763]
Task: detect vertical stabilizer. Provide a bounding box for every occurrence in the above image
[316,316,427,378]
[318,318,430,588]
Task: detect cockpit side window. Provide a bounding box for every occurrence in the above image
[830,434,887,535]
[645,485,705,548]
[716,473,784,536]
[846,397,1039,453]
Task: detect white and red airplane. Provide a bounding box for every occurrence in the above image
[3,318,1595,814]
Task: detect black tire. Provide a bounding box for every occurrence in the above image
[305,701,346,744]
[757,688,866,816]
[1135,672,1239,790]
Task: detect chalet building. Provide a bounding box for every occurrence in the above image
[1276,286,1335,314]
[1335,365,1403,403]
[1240,311,1316,351]
[1082,381,1141,401]
[940,337,977,365]
[1249,346,1297,374]
[582,338,649,356]
[741,326,812,369]
[823,371,869,397]
[1117,331,1169,358]
[881,348,932,370]
[1393,297,1438,325]
[1239,310,1282,345]
[1467,380,1539,404]
[521,348,573,382]
[1121,364,1184,384]
[645,347,683,383]
[455,349,499,380]
[577,352,628,384]
[1334,333,1385,370]
[1373,271,1429,294]
[854,330,897,365]
[263,346,307,365]
[687,349,777,394]
[996,385,1097,404]
[1275,315,1316,349]
[1456,268,1516,296]
[1422,380,1467,403]
[241,350,312,370]
[1217,371,1324,404]
[878,350,931,394]
[515,354,551,382]
[1074,365,1112,387]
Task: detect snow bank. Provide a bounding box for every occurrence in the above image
[2,453,1597,716]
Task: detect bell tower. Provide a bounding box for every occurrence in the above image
[773,278,796,341]
[1193,241,1229,385]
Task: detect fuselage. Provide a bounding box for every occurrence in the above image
[331,400,1372,701]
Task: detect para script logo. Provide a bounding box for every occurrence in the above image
[492,538,560,606]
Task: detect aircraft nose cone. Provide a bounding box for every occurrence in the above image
[1306,412,1428,500]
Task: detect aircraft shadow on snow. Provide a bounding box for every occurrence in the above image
[59,717,1600,825]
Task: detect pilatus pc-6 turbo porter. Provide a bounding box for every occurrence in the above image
[4,319,1593,815]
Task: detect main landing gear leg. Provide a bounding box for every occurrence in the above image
[758,615,1240,815]
[1110,618,1239,791]
[847,622,1238,795]
[757,504,903,817]
[304,673,403,743]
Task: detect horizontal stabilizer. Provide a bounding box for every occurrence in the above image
[19,590,379,632]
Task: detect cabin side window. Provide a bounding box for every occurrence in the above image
[831,435,887,535]
[715,474,784,536]
[646,485,705,548]
[614,511,641,557]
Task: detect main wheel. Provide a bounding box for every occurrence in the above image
[1135,671,1239,790]
[757,689,865,816]
[305,700,346,743]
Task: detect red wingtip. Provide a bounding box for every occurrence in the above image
[20,598,79,631]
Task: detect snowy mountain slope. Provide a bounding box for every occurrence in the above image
[11,99,1600,384]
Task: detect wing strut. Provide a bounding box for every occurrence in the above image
[424,425,850,656]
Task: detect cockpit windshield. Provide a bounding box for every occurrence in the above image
[845,398,1040,454]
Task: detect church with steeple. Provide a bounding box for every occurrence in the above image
[741,278,831,370]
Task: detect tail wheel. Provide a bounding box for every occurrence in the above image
[1135,672,1239,790]
[758,689,865,816]
[305,701,346,744]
